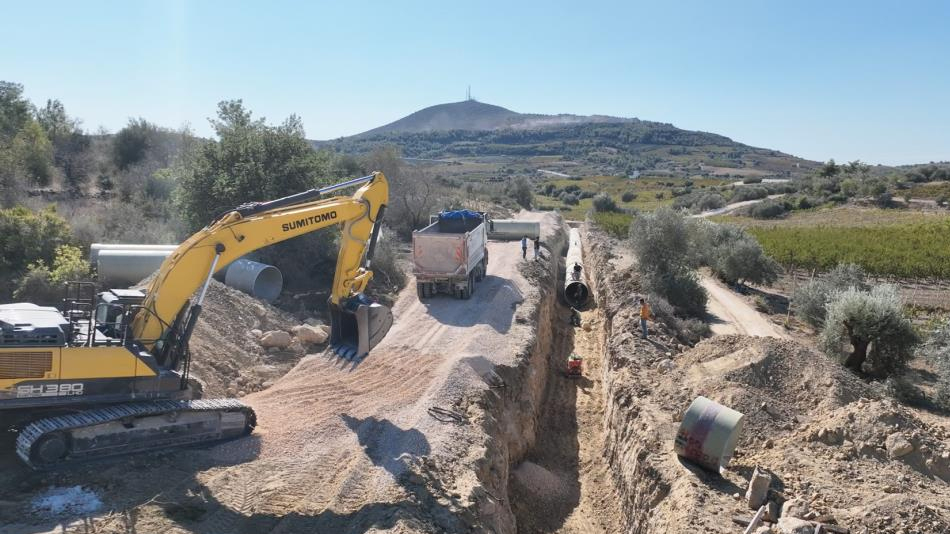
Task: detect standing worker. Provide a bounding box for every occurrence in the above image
[639,297,651,339]
[521,236,528,260]
[533,236,541,260]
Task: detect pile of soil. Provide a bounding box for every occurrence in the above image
[188,280,309,397]
[583,224,950,534]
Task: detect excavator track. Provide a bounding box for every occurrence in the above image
[16,398,256,469]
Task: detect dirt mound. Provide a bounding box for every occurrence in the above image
[673,336,873,442]
[188,280,308,397]
[582,224,950,534]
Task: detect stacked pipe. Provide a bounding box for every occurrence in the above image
[93,245,176,285]
[564,228,590,308]
[91,244,283,301]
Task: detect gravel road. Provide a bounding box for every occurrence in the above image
[701,276,788,339]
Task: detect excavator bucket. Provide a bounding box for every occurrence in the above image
[329,294,393,360]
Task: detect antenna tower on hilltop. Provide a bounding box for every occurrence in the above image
[467,86,473,101]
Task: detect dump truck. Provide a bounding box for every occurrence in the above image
[413,210,488,300]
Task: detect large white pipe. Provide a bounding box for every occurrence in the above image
[224,259,283,302]
[97,249,173,285]
[564,228,589,308]
[90,243,178,263]
[487,220,541,240]
[674,396,744,472]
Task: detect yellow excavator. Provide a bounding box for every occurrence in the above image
[0,172,392,468]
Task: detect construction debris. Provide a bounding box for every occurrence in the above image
[745,466,771,509]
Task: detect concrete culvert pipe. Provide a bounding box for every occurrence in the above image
[224,259,283,302]
[97,249,173,285]
[674,396,744,472]
[564,228,590,308]
[90,243,178,263]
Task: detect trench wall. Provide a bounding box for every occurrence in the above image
[470,222,567,533]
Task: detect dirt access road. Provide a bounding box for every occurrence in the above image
[1,213,559,534]
[692,198,788,339]
[701,276,788,339]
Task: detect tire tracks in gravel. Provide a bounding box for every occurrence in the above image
[112,213,559,534]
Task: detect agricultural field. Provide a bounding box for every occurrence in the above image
[907,180,950,200]
[717,206,950,278]
[535,174,731,219]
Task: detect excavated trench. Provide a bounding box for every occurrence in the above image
[470,222,640,534]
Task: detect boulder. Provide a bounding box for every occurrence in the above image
[885,432,914,458]
[781,498,809,519]
[777,517,812,534]
[259,330,292,348]
[292,324,329,345]
[746,467,772,509]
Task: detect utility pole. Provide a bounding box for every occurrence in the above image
[467,86,471,101]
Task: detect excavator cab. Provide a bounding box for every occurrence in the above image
[329,294,393,360]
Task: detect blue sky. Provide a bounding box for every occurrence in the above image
[2,1,948,165]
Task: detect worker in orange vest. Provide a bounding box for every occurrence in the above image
[639,297,651,339]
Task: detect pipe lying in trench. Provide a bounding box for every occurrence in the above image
[564,228,590,308]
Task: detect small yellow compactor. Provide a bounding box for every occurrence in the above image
[0,173,392,467]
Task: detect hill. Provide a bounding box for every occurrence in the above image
[353,99,634,138]
[318,100,819,177]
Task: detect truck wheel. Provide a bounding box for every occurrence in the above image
[417,282,426,300]
[469,272,477,295]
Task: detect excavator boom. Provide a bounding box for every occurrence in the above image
[132,172,392,361]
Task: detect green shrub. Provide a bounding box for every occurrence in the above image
[621,191,637,202]
[792,263,868,327]
[13,263,59,304]
[0,206,73,281]
[820,284,918,378]
[731,186,768,202]
[918,320,950,409]
[642,267,707,318]
[559,192,579,205]
[747,199,787,219]
[12,245,92,305]
[592,193,618,213]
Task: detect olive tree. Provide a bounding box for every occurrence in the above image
[592,192,618,212]
[792,263,868,327]
[820,284,918,377]
[918,320,950,408]
[630,208,707,317]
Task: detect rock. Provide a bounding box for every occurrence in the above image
[782,498,810,519]
[292,324,329,345]
[777,516,812,534]
[237,390,246,397]
[753,527,773,534]
[226,387,237,397]
[250,328,263,338]
[304,317,324,326]
[259,330,292,348]
[250,304,267,318]
[746,467,772,509]
[656,359,674,373]
[764,500,780,521]
[885,432,914,458]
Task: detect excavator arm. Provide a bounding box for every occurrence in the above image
[130,172,391,361]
